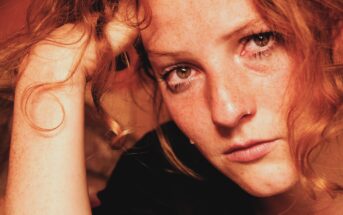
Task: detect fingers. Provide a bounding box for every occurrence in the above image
[104,1,138,54]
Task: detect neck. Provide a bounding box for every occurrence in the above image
[255,183,343,215]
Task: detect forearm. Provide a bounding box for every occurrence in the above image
[5,33,92,215]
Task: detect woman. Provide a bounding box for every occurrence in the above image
[137,0,343,214]
[3,0,343,215]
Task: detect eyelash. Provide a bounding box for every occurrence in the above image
[160,31,283,93]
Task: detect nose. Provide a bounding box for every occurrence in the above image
[209,73,256,128]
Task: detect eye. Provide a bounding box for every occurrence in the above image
[175,66,192,79]
[240,31,280,58]
[161,64,199,93]
[253,33,272,47]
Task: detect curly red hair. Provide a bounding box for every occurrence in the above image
[251,0,343,196]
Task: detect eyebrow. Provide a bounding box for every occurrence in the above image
[146,18,265,57]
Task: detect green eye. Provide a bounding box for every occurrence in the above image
[176,66,192,79]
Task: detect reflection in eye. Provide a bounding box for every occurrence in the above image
[176,67,191,79]
[161,65,198,94]
[254,32,272,47]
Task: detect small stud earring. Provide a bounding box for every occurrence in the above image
[190,139,195,144]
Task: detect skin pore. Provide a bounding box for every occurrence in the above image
[141,0,343,214]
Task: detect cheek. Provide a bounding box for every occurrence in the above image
[161,83,223,160]
[161,84,211,138]
[254,53,294,112]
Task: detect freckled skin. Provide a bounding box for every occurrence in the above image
[142,0,298,197]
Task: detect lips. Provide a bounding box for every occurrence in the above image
[224,139,278,163]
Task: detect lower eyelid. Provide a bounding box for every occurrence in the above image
[168,75,198,85]
[243,42,275,57]
[167,72,204,91]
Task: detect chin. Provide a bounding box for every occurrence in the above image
[239,164,299,198]
[245,178,298,198]
[218,156,299,198]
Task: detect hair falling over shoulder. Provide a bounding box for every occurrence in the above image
[0,0,145,155]
[251,0,343,197]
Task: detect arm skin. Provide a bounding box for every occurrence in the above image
[4,15,137,214]
[5,25,94,215]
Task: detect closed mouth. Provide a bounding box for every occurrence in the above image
[224,139,278,163]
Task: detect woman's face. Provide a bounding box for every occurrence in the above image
[141,0,298,197]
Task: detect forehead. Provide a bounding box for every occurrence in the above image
[141,0,259,49]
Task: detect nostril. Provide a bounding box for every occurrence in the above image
[212,106,254,126]
[215,112,254,137]
[216,125,234,138]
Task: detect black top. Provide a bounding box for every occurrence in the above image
[92,122,255,215]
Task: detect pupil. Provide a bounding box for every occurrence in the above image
[254,34,270,47]
[176,67,191,79]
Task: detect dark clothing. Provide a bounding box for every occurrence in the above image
[92,122,255,215]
